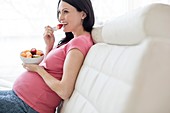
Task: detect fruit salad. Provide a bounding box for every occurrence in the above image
[20,48,44,58]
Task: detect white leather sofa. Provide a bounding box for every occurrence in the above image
[59,3,170,113]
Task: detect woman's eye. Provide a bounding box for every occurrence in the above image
[63,10,69,14]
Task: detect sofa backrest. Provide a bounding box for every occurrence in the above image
[92,3,170,45]
[60,3,170,113]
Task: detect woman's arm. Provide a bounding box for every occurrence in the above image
[23,48,84,99]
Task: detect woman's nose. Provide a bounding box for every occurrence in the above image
[59,14,64,22]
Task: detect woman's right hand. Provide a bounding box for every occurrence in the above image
[43,25,55,54]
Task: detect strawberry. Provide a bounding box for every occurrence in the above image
[57,24,63,29]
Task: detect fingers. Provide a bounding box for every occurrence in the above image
[43,25,54,38]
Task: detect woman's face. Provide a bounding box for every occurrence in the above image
[58,1,86,34]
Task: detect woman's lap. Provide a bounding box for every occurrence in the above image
[0,90,38,113]
[0,90,12,95]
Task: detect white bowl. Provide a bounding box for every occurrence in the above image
[20,55,44,64]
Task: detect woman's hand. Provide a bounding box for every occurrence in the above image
[22,63,44,73]
[43,25,55,54]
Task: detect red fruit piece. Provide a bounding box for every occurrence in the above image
[30,48,37,55]
[57,24,63,29]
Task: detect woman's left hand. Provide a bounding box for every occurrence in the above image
[22,63,43,73]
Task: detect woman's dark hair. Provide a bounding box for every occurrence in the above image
[56,0,95,47]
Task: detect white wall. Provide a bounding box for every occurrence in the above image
[0,0,58,37]
[92,0,170,25]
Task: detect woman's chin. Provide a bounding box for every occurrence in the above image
[63,29,71,33]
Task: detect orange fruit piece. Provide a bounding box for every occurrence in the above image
[36,50,43,56]
[21,52,27,57]
[26,51,32,58]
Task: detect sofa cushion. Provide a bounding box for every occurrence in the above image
[92,3,170,45]
[61,38,170,113]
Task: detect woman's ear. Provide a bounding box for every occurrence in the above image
[81,11,87,19]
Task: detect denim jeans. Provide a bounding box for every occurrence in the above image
[0,90,38,113]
